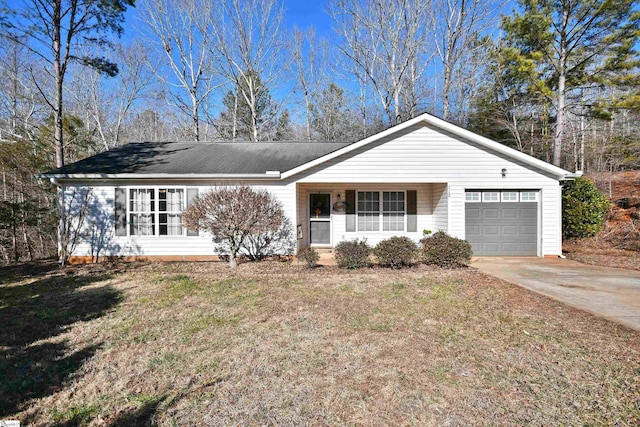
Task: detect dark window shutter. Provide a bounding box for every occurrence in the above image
[115,187,127,236]
[407,190,417,232]
[345,190,356,232]
[186,187,199,236]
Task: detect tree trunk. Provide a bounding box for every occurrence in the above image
[553,71,566,167]
[442,64,451,120]
[53,0,64,168]
[191,89,200,141]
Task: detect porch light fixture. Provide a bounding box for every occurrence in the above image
[333,193,346,212]
[501,168,508,178]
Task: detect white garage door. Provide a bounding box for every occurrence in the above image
[465,191,538,256]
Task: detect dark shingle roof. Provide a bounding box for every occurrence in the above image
[45,141,352,176]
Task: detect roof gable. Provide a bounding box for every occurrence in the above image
[281,113,574,179]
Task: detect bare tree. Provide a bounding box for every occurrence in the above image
[330,0,431,126]
[431,0,496,121]
[292,27,327,142]
[210,0,288,141]
[72,42,154,150]
[139,0,217,141]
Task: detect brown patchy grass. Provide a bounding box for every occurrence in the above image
[2,260,639,426]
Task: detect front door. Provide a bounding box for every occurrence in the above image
[309,193,331,245]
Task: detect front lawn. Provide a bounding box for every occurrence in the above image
[1,260,638,425]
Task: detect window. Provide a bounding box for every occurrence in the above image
[159,189,184,235]
[482,191,500,202]
[501,191,519,202]
[520,191,538,202]
[465,192,481,202]
[383,191,405,231]
[357,191,405,231]
[129,188,185,236]
[130,189,155,235]
[357,191,380,231]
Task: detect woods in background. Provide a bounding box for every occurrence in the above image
[0,0,639,263]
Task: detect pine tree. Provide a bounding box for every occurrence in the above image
[501,0,640,168]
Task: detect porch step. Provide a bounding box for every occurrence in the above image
[314,247,333,254]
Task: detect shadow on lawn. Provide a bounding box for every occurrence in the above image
[0,262,121,417]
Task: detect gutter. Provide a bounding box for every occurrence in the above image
[561,170,583,180]
[37,171,282,181]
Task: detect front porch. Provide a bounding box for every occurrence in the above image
[295,182,449,252]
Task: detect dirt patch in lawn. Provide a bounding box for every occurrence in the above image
[2,260,639,426]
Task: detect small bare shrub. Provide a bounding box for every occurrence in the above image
[298,247,320,268]
[334,239,371,269]
[373,236,417,268]
[421,231,472,268]
[183,186,289,267]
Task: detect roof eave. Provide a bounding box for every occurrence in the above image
[39,172,281,181]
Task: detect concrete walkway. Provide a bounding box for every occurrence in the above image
[472,257,640,331]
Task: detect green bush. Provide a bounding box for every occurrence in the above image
[420,231,472,268]
[334,239,371,269]
[562,177,610,239]
[298,247,320,268]
[373,236,418,268]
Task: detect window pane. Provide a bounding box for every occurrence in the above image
[465,192,480,202]
[382,191,405,231]
[502,192,518,202]
[357,191,380,231]
[482,192,499,202]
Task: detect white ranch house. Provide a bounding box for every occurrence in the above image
[43,113,578,262]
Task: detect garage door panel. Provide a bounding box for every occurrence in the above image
[501,208,519,219]
[502,225,518,235]
[466,208,481,219]
[483,225,499,235]
[483,209,500,219]
[465,197,538,256]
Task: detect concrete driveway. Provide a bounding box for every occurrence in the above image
[472,257,640,331]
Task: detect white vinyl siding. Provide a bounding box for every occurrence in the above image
[63,181,297,258]
[296,123,563,256]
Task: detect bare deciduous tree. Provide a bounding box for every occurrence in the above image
[210,0,288,141]
[431,0,496,121]
[139,0,217,141]
[330,0,431,126]
[72,42,154,150]
[292,27,327,142]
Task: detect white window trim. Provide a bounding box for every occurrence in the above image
[356,190,407,232]
[482,191,500,202]
[501,191,519,202]
[127,186,188,237]
[520,191,539,202]
[465,191,481,203]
